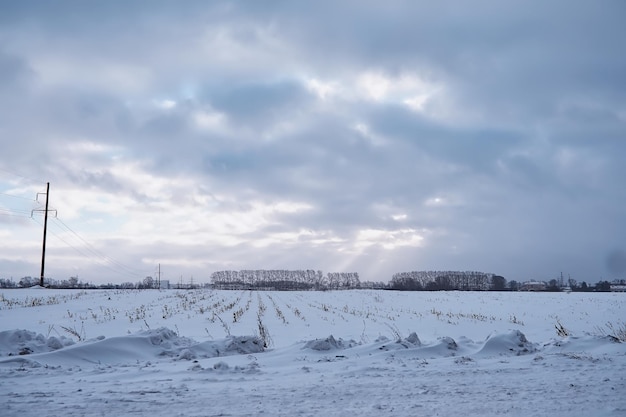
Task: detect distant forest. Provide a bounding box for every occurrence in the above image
[387,271,620,292]
[389,271,494,291]
[210,270,360,291]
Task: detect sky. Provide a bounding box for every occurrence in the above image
[1,1,625,285]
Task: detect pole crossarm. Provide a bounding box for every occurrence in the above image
[31,209,57,217]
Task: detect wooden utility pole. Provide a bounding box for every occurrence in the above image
[32,182,56,287]
[40,182,50,287]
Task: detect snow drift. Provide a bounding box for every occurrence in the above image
[0,327,264,368]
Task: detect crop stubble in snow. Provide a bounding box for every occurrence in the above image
[0,289,625,416]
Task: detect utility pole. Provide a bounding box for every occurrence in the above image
[32,182,56,287]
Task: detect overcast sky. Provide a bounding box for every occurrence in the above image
[1,1,625,285]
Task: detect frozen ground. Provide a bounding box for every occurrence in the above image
[0,288,625,416]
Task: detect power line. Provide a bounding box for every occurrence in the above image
[0,166,46,186]
[0,207,32,217]
[0,212,30,219]
[52,217,146,277]
[6,179,149,281]
[32,217,97,264]
[32,217,146,280]
[1,185,42,219]
[0,191,36,201]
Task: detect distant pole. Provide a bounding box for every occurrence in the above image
[40,182,50,287]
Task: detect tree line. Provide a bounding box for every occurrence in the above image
[389,271,496,291]
[210,270,360,290]
[387,272,622,292]
[0,276,201,290]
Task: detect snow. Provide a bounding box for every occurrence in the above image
[1,289,625,416]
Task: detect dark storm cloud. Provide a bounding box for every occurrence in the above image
[368,105,524,172]
[207,80,311,127]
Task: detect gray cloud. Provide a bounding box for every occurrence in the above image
[207,80,311,127]
[1,1,625,284]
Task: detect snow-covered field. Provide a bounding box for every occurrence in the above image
[1,288,625,416]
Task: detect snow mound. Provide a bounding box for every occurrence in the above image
[303,335,356,351]
[421,336,458,355]
[405,332,421,346]
[146,327,181,346]
[224,335,265,354]
[542,335,624,356]
[28,285,47,289]
[0,329,75,356]
[304,335,341,351]
[0,328,264,368]
[476,330,536,357]
[379,331,422,351]
[24,327,197,366]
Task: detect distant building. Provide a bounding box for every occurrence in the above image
[610,284,626,292]
[159,280,170,289]
[520,281,547,291]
